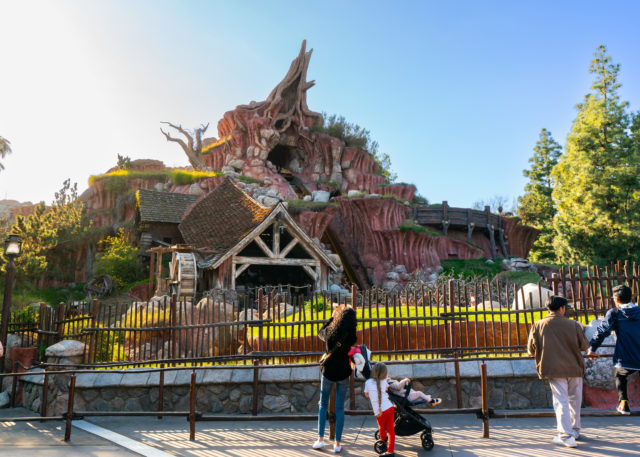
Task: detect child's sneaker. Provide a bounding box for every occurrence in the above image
[617,400,631,415]
[430,397,442,406]
[312,439,325,449]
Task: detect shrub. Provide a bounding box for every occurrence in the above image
[441,259,504,280]
[397,220,440,237]
[94,229,142,288]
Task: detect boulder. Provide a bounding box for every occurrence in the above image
[45,340,86,358]
[511,283,552,309]
[312,190,330,203]
[584,318,617,389]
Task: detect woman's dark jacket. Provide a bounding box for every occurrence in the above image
[317,309,357,382]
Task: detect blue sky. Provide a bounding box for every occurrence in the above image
[1,0,639,208]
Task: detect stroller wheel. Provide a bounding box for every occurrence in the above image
[374,439,388,454]
[374,430,380,440]
[421,431,435,451]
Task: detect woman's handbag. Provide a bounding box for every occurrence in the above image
[319,341,342,366]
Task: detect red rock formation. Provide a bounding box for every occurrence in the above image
[503,217,540,259]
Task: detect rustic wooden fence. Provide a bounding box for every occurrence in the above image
[7,261,640,367]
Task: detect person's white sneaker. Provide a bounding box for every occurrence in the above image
[333,444,342,453]
[553,435,577,448]
[312,439,325,449]
[572,430,580,441]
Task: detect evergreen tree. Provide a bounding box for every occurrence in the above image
[518,129,562,262]
[2,180,92,284]
[552,45,640,264]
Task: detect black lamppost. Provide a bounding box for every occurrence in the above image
[1,234,22,372]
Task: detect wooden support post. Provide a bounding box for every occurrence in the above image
[170,294,177,363]
[481,362,489,438]
[41,368,49,421]
[64,374,76,441]
[467,222,474,243]
[252,359,260,416]
[57,303,65,343]
[498,228,508,258]
[158,364,165,419]
[189,371,196,441]
[148,252,155,300]
[486,224,497,259]
[551,273,559,296]
[87,299,98,364]
[454,354,462,409]
[37,303,45,362]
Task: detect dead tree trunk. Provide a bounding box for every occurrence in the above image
[160,122,211,171]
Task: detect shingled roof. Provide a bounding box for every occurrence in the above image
[137,189,201,224]
[179,178,273,256]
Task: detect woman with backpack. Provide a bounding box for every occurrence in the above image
[313,305,357,453]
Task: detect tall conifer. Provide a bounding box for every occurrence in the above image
[518,129,561,262]
[552,46,640,264]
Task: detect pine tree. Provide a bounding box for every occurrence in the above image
[518,128,561,262]
[552,45,640,264]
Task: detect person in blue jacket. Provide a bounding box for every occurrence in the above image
[587,284,640,415]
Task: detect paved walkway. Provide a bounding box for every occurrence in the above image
[1,408,640,456]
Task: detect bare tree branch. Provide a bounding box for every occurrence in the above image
[160,122,211,171]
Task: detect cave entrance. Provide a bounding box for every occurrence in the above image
[267,144,309,199]
[267,145,296,172]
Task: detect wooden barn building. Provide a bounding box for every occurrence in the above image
[146,178,338,299]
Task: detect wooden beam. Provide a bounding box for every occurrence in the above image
[234,256,320,267]
[235,263,250,278]
[253,235,274,258]
[231,262,236,290]
[280,238,299,258]
[303,265,317,280]
[273,222,280,256]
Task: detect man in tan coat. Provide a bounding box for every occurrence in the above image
[527,295,589,448]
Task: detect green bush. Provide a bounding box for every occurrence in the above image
[441,258,504,280]
[398,220,440,237]
[94,229,142,288]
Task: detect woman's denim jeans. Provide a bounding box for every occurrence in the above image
[317,375,349,441]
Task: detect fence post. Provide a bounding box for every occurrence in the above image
[551,273,559,296]
[448,280,462,408]
[189,370,196,441]
[64,374,76,441]
[41,368,49,421]
[86,299,98,364]
[481,362,489,438]
[252,359,260,416]
[158,363,165,419]
[57,303,66,343]
[170,294,177,363]
[37,303,45,362]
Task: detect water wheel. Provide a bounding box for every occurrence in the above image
[169,252,197,300]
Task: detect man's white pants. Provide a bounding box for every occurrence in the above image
[549,377,582,437]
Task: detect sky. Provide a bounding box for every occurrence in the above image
[1,0,639,209]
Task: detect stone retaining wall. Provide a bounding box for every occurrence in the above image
[18,359,551,415]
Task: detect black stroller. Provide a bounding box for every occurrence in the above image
[373,382,435,453]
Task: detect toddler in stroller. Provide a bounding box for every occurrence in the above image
[368,372,436,454]
[388,377,442,406]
